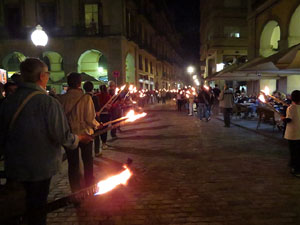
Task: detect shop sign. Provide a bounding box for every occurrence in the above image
[113,71,120,78]
[0,69,7,84]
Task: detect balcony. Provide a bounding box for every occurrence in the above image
[207,36,248,49]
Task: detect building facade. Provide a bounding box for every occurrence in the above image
[0,0,185,91]
[248,0,300,94]
[200,0,248,85]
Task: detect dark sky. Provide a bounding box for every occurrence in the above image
[165,0,200,66]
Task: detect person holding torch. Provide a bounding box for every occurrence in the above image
[0,58,92,225]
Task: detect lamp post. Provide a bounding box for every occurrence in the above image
[31,25,48,60]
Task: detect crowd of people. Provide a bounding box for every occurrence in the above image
[1,57,300,225]
[173,83,300,180]
[0,58,148,225]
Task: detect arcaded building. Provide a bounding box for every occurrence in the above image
[0,0,184,91]
[247,0,300,94]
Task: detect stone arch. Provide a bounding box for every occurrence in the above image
[259,20,281,57]
[78,49,108,82]
[125,52,135,84]
[43,51,65,82]
[289,4,300,47]
[2,52,26,77]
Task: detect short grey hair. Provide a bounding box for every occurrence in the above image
[20,58,47,83]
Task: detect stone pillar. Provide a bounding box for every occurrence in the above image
[107,37,123,85]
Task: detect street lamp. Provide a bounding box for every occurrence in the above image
[31,25,48,47]
[187,66,195,74]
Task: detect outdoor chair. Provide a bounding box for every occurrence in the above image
[256,106,276,130]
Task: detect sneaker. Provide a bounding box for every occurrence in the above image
[102,143,108,150]
[206,117,211,122]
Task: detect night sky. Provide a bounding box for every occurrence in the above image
[165,0,200,66]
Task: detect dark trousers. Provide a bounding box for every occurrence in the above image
[177,100,182,111]
[110,108,121,137]
[223,108,232,127]
[94,114,110,153]
[22,178,51,225]
[288,140,300,172]
[66,141,93,192]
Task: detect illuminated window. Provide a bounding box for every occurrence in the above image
[85,4,99,34]
[224,26,241,38]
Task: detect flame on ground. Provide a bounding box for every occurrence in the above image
[125,110,147,122]
[94,166,132,195]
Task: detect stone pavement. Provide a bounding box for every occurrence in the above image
[45,102,300,224]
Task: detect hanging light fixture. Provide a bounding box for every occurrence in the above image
[31,25,48,47]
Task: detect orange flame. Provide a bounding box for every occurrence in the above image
[261,86,270,96]
[94,166,132,195]
[204,85,209,90]
[115,87,119,95]
[258,94,266,103]
[125,110,147,122]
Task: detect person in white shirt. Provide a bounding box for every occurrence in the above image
[282,90,300,177]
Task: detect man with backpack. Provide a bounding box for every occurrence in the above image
[59,73,100,192]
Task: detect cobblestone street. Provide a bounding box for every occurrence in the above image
[47,103,300,225]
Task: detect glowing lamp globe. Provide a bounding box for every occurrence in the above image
[187,66,195,74]
[31,25,48,47]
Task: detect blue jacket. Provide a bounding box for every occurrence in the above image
[0,82,78,181]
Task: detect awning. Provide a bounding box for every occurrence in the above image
[209,43,300,81]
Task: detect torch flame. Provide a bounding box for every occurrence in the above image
[120,85,126,91]
[204,85,209,90]
[262,86,270,96]
[115,87,120,95]
[258,94,266,103]
[125,110,147,122]
[94,166,132,195]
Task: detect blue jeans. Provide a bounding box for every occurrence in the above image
[198,103,208,120]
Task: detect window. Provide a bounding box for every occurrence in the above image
[224,0,241,7]
[139,55,143,70]
[224,26,241,38]
[39,2,56,29]
[4,4,21,37]
[150,61,153,74]
[85,4,99,34]
[145,58,149,72]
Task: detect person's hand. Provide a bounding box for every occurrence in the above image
[96,123,103,130]
[106,103,112,110]
[78,134,93,144]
